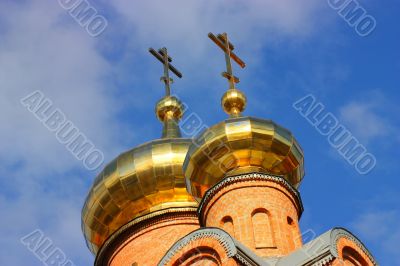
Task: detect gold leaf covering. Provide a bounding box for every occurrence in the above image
[82,138,198,254]
[183,116,304,200]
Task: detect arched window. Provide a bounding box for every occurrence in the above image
[220,216,235,237]
[252,209,275,249]
[287,216,298,250]
[173,246,221,266]
[287,216,294,225]
[342,246,368,266]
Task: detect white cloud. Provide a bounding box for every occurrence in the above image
[0,1,125,175]
[339,91,399,144]
[0,176,90,265]
[111,0,323,41]
[350,210,400,265]
[108,0,326,76]
[0,1,121,264]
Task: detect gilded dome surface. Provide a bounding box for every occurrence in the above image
[183,116,304,200]
[82,138,197,254]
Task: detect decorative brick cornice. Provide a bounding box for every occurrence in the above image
[275,227,378,266]
[311,254,335,266]
[330,228,377,266]
[197,172,304,225]
[95,207,198,266]
[158,228,263,266]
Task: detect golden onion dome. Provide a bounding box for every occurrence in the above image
[183,116,304,200]
[81,95,197,254]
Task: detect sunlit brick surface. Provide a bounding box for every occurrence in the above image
[106,215,199,266]
[201,178,303,257]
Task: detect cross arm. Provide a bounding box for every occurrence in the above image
[208,33,246,68]
[148,48,183,78]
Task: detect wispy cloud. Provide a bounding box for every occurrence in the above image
[339,91,398,144]
[0,1,121,264]
[350,209,400,265]
[107,0,327,80]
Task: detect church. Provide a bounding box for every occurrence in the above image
[81,33,377,266]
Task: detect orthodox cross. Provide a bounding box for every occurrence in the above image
[208,32,246,89]
[149,47,182,96]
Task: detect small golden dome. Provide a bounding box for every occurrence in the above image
[82,138,197,254]
[221,89,247,116]
[183,117,304,200]
[156,95,183,122]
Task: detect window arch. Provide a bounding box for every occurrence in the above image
[287,216,299,250]
[251,209,276,249]
[220,216,235,237]
[342,246,368,266]
[173,246,221,266]
[287,216,294,225]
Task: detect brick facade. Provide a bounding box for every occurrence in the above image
[199,174,303,258]
[95,210,199,266]
[92,174,377,266]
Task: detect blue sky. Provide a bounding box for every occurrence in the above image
[0,0,399,265]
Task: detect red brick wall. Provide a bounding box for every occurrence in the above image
[201,179,303,257]
[106,214,199,266]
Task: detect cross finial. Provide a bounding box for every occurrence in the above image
[208,32,246,89]
[149,47,182,96]
[149,47,184,138]
[209,32,247,117]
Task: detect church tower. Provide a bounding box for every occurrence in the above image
[182,32,304,259]
[81,47,200,266]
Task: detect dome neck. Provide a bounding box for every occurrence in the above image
[155,95,184,139]
[161,116,181,138]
